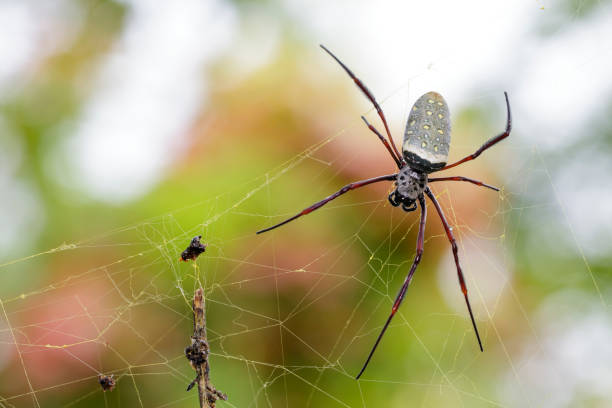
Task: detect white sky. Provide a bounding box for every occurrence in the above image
[66,0,237,201]
[503,290,612,407]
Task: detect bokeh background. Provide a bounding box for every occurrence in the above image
[1,0,611,407]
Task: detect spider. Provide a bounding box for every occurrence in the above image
[257,45,512,379]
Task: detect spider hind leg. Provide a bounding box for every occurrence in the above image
[425,187,484,352]
[356,195,427,379]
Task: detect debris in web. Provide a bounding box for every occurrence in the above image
[185,287,227,408]
[180,235,207,262]
[98,374,116,392]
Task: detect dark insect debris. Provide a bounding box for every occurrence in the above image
[98,374,116,392]
[180,235,207,262]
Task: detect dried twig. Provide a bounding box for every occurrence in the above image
[185,288,227,408]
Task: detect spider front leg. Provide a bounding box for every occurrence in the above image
[440,92,512,171]
[320,45,405,166]
[425,187,483,352]
[356,195,426,379]
[257,173,397,234]
[361,116,402,168]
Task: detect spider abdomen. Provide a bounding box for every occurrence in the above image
[403,92,451,173]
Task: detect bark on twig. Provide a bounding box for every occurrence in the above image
[185,288,227,408]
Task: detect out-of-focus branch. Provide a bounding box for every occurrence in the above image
[185,288,227,408]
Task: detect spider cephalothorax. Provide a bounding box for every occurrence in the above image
[388,167,427,212]
[257,44,512,379]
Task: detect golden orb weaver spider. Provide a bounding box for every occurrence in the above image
[257,45,512,379]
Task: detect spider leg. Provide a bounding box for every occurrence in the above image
[427,176,499,191]
[256,173,397,234]
[439,92,512,171]
[356,195,426,379]
[320,44,405,165]
[424,187,484,352]
[361,116,402,168]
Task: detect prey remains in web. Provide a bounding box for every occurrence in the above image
[180,235,207,262]
[98,374,116,392]
[257,45,512,379]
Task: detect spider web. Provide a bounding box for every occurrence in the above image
[1,2,611,407]
[0,93,600,408]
